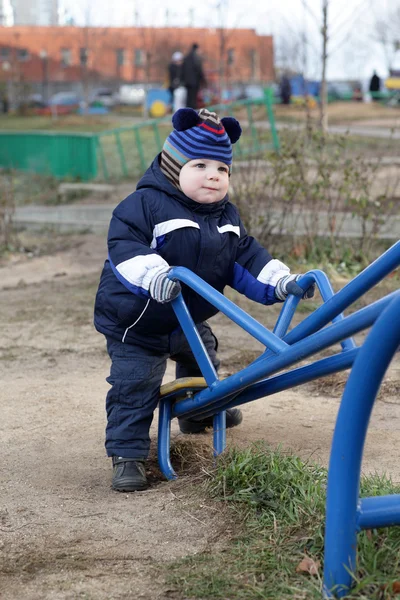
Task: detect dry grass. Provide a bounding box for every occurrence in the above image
[146,436,215,486]
[274,101,400,126]
[0,113,131,132]
[306,372,400,400]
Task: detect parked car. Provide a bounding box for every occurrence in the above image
[26,93,46,108]
[48,92,82,107]
[327,82,355,101]
[117,84,151,106]
[36,91,82,116]
[90,88,118,107]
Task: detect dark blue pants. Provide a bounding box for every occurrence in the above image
[105,323,219,459]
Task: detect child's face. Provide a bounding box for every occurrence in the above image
[179,159,230,204]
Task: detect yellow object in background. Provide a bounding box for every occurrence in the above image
[292,95,317,108]
[150,100,168,118]
[385,78,400,90]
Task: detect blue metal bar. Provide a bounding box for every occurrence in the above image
[273,271,355,350]
[171,294,219,387]
[177,347,359,421]
[170,288,227,458]
[357,495,400,530]
[158,398,177,480]
[323,295,400,598]
[213,412,226,456]
[286,241,400,346]
[272,291,300,338]
[169,267,289,354]
[172,291,399,418]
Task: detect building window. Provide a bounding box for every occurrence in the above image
[61,48,71,67]
[227,48,235,65]
[134,48,145,67]
[17,48,30,62]
[116,49,125,67]
[0,47,10,60]
[79,47,88,66]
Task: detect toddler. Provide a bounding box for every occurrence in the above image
[94,108,314,492]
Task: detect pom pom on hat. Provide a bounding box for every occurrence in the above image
[172,108,201,131]
[221,117,242,144]
[160,108,242,190]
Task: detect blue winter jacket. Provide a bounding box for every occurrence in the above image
[94,155,290,350]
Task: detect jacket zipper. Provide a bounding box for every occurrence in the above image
[121,299,150,343]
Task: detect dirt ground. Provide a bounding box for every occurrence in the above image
[1,233,399,600]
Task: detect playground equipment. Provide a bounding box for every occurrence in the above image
[157,241,400,598]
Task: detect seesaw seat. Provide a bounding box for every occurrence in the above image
[159,377,208,400]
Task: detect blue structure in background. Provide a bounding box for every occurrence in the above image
[289,74,321,97]
[156,241,400,598]
[145,88,171,117]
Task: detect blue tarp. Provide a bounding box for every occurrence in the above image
[289,75,320,97]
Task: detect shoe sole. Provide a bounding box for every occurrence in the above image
[112,479,148,492]
[179,411,243,435]
[179,422,208,434]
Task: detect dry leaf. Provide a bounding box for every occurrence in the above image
[380,581,400,596]
[296,556,321,576]
[394,582,400,594]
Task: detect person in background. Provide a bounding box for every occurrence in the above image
[369,71,381,101]
[168,51,185,111]
[182,43,207,109]
[2,94,9,114]
[94,107,315,493]
[279,74,292,105]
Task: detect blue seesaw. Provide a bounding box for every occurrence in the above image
[157,241,400,598]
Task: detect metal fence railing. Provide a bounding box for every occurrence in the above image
[95,87,280,181]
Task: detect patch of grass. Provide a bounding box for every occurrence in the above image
[274,101,399,126]
[0,113,131,132]
[169,443,400,599]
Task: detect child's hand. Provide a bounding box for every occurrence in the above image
[149,267,182,304]
[275,274,315,301]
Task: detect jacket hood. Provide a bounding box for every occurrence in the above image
[136,155,229,216]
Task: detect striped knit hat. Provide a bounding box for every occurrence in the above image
[160,108,242,189]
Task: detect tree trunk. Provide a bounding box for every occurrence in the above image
[319,0,329,133]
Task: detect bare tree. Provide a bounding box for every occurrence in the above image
[373,6,400,72]
[275,31,304,75]
[212,0,252,101]
[319,0,329,133]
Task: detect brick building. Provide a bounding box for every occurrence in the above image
[0,25,274,102]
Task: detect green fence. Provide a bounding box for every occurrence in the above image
[96,88,279,181]
[0,88,279,182]
[0,131,98,180]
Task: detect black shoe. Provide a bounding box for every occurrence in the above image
[178,408,243,434]
[111,456,148,492]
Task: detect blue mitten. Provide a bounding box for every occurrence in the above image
[149,267,181,304]
[275,274,315,301]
